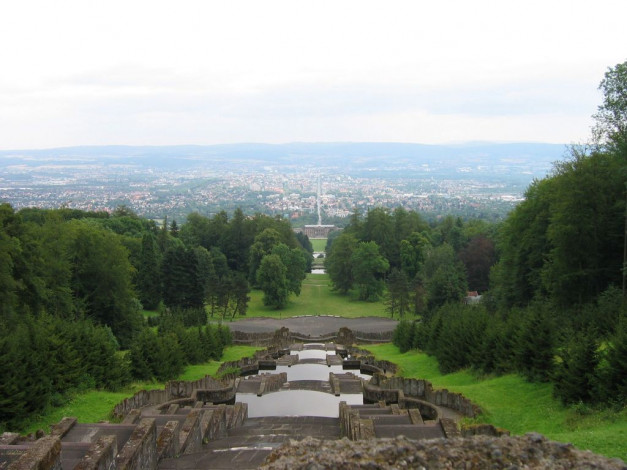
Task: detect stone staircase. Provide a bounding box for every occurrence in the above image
[0,402,249,470]
[339,402,455,441]
[158,416,340,469]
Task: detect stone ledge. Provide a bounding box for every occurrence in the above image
[73,435,117,470]
[8,435,61,470]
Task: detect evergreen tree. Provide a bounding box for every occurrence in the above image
[170,219,179,237]
[137,233,161,310]
[514,304,555,382]
[422,244,468,310]
[386,268,411,318]
[69,222,142,348]
[603,315,627,402]
[553,330,600,404]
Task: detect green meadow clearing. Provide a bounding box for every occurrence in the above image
[365,343,627,461]
[310,238,327,252]
[243,273,388,319]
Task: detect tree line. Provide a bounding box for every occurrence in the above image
[393,60,627,408]
[325,206,496,313]
[0,205,312,431]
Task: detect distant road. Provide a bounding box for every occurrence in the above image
[228,316,398,336]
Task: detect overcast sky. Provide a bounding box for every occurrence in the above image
[0,0,626,149]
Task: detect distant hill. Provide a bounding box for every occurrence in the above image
[0,142,567,171]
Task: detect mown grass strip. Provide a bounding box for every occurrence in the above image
[242,273,387,319]
[365,343,627,460]
[310,238,327,252]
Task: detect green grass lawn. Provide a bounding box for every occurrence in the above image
[242,273,387,319]
[22,345,262,435]
[365,343,627,460]
[142,309,159,318]
[310,238,327,252]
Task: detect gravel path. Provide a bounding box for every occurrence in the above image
[228,316,398,336]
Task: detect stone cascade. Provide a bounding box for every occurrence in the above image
[339,401,460,442]
[0,402,248,470]
[0,342,489,469]
[158,416,341,470]
[234,372,289,396]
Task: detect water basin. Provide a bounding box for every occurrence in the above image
[293,349,329,360]
[274,364,370,381]
[237,390,363,417]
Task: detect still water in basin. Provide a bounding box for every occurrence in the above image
[292,349,329,360]
[237,390,363,417]
[274,364,371,381]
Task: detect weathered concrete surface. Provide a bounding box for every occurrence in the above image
[0,433,20,445]
[158,417,340,470]
[8,435,61,470]
[156,421,180,461]
[73,435,117,470]
[49,418,77,439]
[260,434,627,470]
[115,418,157,470]
[178,410,203,455]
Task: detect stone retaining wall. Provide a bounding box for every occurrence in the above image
[348,349,398,375]
[365,375,481,418]
[112,375,233,420]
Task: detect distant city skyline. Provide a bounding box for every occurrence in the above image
[1,0,626,149]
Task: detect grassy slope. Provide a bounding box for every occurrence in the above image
[310,238,327,252]
[23,345,263,435]
[243,273,387,319]
[365,344,627,460]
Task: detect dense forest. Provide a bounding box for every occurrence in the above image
[0,206,312,431]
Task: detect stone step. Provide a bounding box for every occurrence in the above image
[0,444,31,467]
[61,423,136,447]
[203,434,304,450]
[224,416,339,440]
[374,423,445,440]
[353,408,393,415]
[366,415,412,425]
[60,442,92,470]
[158,416,341,469]
[159,447,272,469]
[243,416,339,426]
[347,403,383,409]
